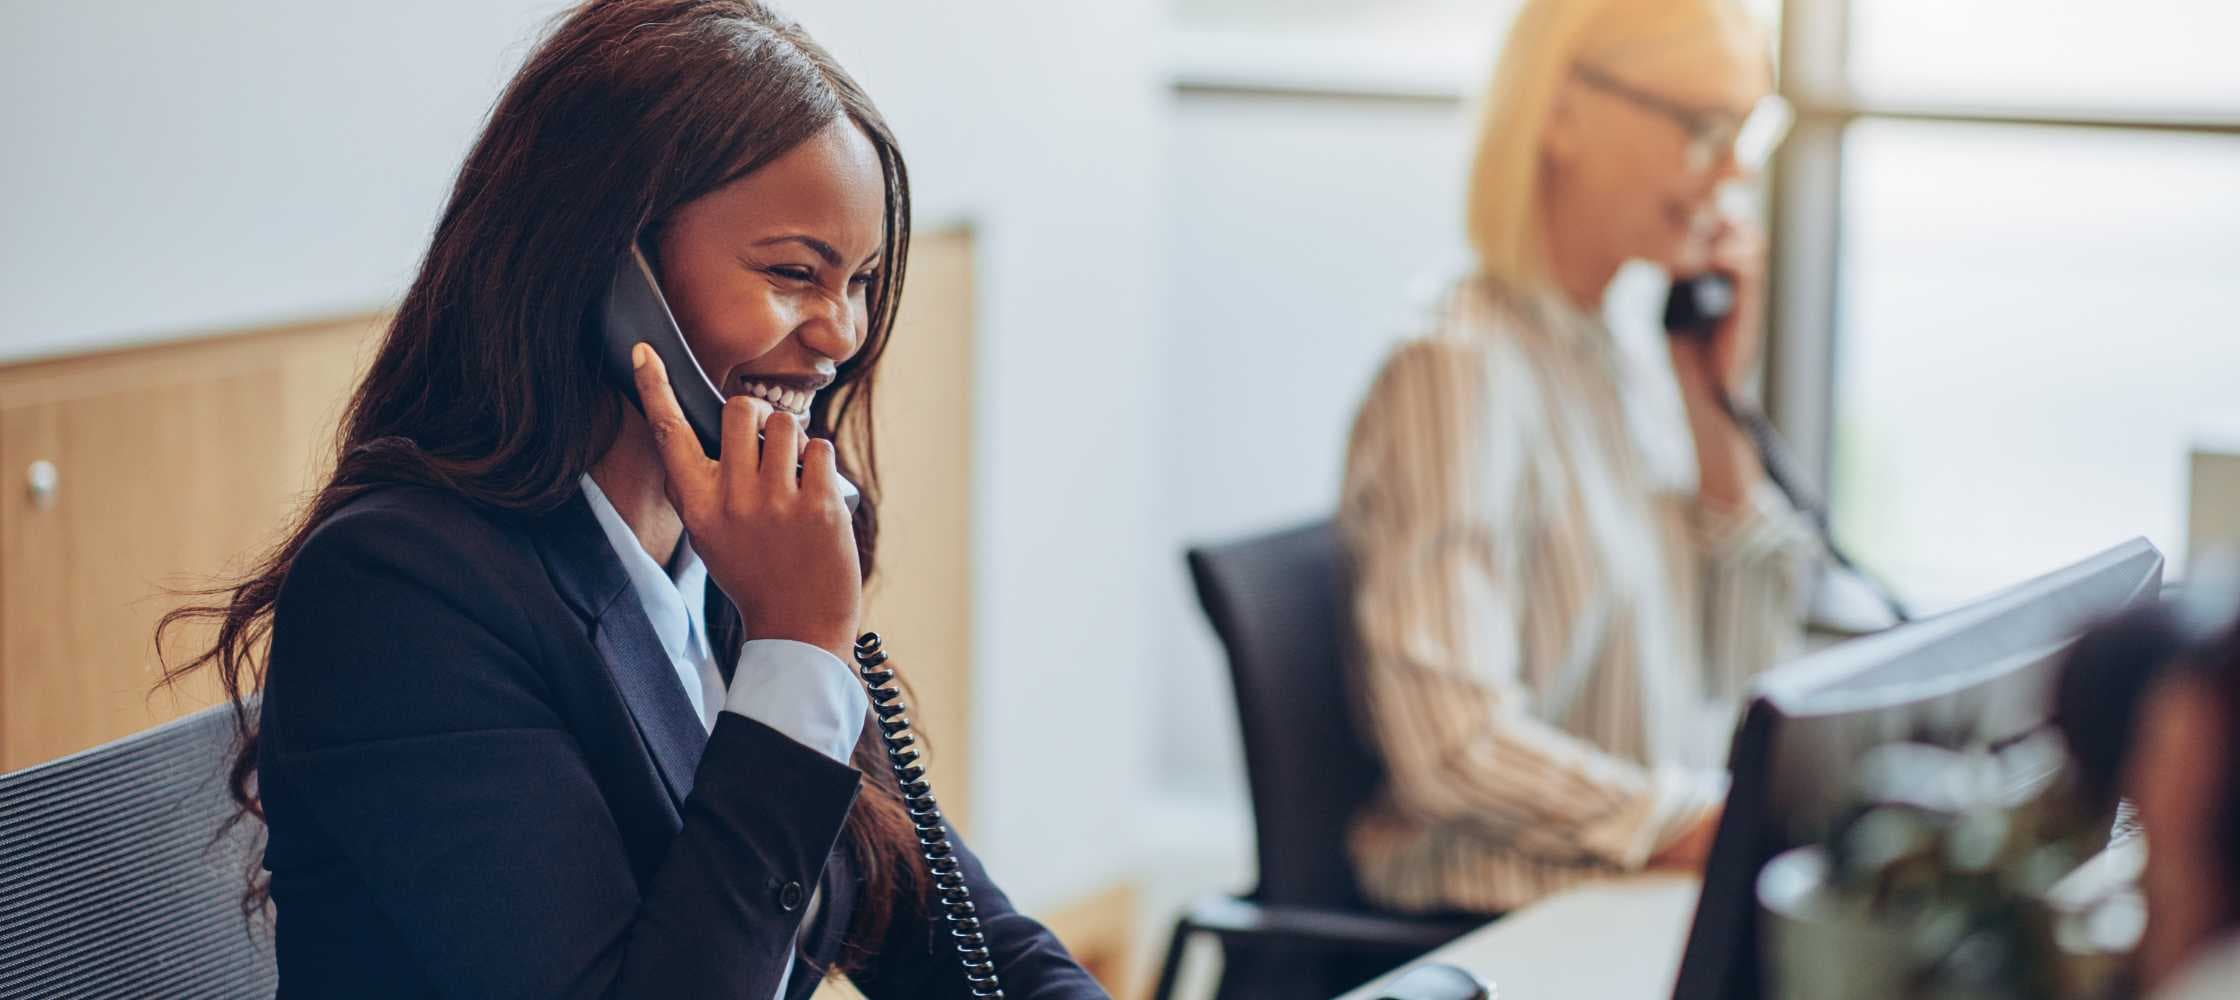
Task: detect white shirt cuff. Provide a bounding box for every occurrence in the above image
[720,639,868,765]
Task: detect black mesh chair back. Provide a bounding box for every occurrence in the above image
[1152,520,1494,998]
[0,703,275,998]
[1186,518,1382,911]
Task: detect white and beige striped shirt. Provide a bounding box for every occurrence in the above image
[1339,274,1818,914]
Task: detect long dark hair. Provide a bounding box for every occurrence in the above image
[2198,621,2240,930]
[2057,600,2240,930]
[156,0,923,972]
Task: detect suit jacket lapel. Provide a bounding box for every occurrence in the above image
[533,490,707,807]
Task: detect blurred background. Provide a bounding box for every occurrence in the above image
[3,0,2237,994]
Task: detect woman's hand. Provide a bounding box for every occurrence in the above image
[1668,214,1771,512]
[631,343,862,660]
[1648,808,1723,872]
[1666,215,1767,400]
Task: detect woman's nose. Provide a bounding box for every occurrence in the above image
[797,292,860,361]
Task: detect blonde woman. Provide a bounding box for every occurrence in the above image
[1339,0,1818,915]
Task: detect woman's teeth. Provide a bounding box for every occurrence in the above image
[737,380,811,414]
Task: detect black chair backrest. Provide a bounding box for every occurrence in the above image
[1187,518,1383,910]
[0,704,276,998]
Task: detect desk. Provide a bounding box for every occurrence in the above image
[1338,873,1702,999]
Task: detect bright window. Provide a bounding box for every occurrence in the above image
[1773,0,2240,605]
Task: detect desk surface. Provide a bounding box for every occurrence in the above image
[1338,873,1703,1000]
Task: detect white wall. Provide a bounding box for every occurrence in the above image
[1153,90,1476,810]
[1,0,1165,913]
[0,0,566,361]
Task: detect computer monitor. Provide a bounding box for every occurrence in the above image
[1669,538,2165,1000]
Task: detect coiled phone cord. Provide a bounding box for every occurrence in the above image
[852,633,1005,999]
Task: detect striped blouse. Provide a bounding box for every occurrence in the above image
[1338,274,1819,914]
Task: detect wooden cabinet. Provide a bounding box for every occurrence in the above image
[0,230,983,788]
[862,227,977,830]
[0,316,380,771]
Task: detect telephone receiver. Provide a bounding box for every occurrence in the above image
[601,241,859,512]
[1662,271,1736,339]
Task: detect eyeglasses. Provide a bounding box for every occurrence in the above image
[1572,63,1794,174]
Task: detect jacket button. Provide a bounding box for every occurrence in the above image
[777,880,806,912]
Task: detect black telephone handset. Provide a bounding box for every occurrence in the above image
[600,242,859,512]
[1662,271,1737,340]
[1661,270,1911,622]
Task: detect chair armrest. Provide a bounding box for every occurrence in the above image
[1179,895,1485,953]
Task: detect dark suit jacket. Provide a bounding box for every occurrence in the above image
[257,484,1102,999]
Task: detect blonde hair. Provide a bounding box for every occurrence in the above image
[1463,0,1764,287]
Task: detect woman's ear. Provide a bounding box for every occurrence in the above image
[1541,82,1584,169]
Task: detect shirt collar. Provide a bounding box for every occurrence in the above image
[577,474,709,666]
[1466,270,1612,356]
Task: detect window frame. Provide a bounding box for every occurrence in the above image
[1763,0,2240,500]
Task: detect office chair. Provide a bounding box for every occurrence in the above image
[0,703,276,997]
[1153,520,1484,1000]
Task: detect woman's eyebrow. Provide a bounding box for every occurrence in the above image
[752,234,884,270]
[753,234,843,267]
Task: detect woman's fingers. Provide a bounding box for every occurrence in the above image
[1708,222,1762,277]
[759,410,807,494]
[719,394,775,502]
[630,344,716,503]
[799,437,843,506]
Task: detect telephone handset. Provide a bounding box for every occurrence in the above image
[600,242,860,512]
[1662,272,1736,340]
[1660,270,1911,623]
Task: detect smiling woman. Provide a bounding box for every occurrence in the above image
[149,1,1105,998]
